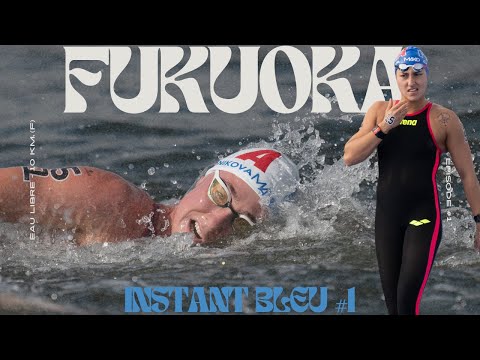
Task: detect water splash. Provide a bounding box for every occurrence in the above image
[1,110,480,314]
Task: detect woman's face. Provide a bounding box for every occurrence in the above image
[170,171,263,244]
[396,66,428,102]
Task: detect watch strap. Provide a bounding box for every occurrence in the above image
[372,125,386,139]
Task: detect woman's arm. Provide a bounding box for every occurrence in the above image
[0,167,30,222]
[444,109,480,250]
[344,100,408,166]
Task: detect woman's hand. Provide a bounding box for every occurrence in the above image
[380,99,409,133]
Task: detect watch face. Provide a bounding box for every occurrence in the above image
[385,116,395,125]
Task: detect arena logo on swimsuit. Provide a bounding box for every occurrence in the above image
[400,119,418,126]
[64,46,402,115]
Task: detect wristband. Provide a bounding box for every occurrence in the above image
[372,125,386,140]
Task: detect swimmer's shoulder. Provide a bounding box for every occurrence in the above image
[430,103,458,118]
[77,167,149,196]
[371,100,389,109]
[0,166,139,195]
[360,101,389,127]
[429,103,462,129]
[366,100,389,116]
[0,166,132,187]
[72,167,140,193]
[0,167,24,181]
[74,166,125,180]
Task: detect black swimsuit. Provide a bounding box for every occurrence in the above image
[375,102,442,315]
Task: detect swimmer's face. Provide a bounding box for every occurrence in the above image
[396,67,428,102]
[171,170,263,244]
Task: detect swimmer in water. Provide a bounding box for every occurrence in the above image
[344,46,480,315]
[0,148,299,246]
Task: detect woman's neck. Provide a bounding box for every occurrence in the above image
[402,97,429,114]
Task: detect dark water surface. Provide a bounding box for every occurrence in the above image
[1,45,479,314]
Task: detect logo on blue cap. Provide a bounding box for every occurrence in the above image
[394,46,428,73]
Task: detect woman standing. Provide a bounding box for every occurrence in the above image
[344,46,480,314]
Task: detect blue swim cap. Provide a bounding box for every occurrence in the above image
[394,46,429,74]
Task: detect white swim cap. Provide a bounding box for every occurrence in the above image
[206,148,299,205]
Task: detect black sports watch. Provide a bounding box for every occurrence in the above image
[474,214,480,223]
[372,125,386,139]
[384,115,396,125]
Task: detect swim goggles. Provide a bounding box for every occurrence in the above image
[396,63,427,73]
[207,170,255,235]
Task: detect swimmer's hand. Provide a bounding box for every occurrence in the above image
[380,99,409,133]
[475,224,480,251]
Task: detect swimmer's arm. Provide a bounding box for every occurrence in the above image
[0,167,29,222]
[445,111,480,249]
[344,101,383,166]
